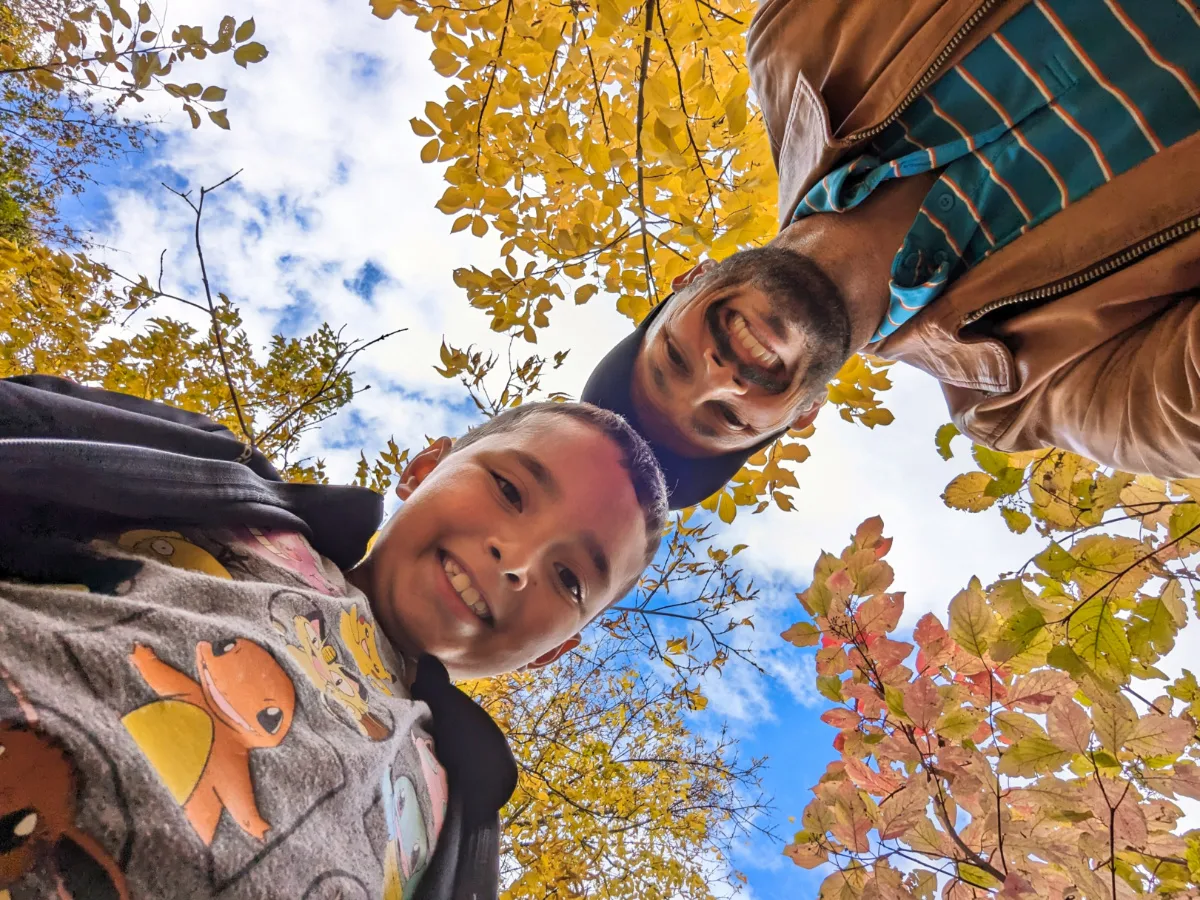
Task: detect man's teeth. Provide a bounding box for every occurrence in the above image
[729,312,779,366]
[442,556,491,620]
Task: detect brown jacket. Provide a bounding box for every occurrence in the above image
[747,0,1200,477]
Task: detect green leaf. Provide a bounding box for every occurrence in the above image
[1169,503,1200,552]
[957,863,1001,890]
[1068,596,1133,683]
[232,41,268,67]
[1001,507,1032,534]
[884,684,909,722]
[1035,542,1076,579]
[991,605,1045,663]
[934,423,959,460]
[200,85,226,102]
[936,707,985,742]
[207,109,229,129]
[235,17,255,42]
[816,674,843,703]
[985,466,1024,497]
[972,444,1010,477]
[997,733,1073,777]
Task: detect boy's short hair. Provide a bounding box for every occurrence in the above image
[452,401,668,588]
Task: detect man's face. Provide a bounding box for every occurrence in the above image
[365,417,648,679]
[631,272,818,457]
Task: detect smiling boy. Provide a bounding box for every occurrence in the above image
[0,377,666,900]
[352,402,667,680]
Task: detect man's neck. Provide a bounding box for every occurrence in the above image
[771,172,935,349]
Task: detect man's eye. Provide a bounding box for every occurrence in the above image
[666,340,685,369]
[556,564,583,604]
[493,473,522,510]
[719,405,744,428]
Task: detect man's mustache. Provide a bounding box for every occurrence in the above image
[705,304,792,394]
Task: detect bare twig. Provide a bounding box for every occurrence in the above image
[164,170,255,447]
[633,0,658,303]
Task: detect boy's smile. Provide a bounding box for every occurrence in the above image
[437,551,492,625]
[352,415,651,679]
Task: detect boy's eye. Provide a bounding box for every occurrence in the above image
[556,564,583,604]
[493,473,522,510]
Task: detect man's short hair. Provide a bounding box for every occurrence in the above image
[706,245,852,395]
[452,401,668,591]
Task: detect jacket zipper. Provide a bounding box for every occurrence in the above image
[961,212,1200,326]
[842,0,1000,145]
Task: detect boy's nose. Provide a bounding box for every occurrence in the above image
[488,540,530,591]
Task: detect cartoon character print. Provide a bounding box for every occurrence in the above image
[339,605,398,696]
[0,724,129,900]
[122,638,295,845]
[271,602,392,742]
[117,530,231,580]
[0,663,128,900]
[232,526,338,595]
[380,773,429,900]
[411,733,447,843]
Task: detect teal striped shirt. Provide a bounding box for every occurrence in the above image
[791,0,1200,341]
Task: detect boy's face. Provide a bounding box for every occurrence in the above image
[361,415,649,679]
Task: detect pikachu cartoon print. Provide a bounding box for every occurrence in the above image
[339,604,398,697]
[122,638,296,845]
[269,593,392,742]
[117,531,231,580]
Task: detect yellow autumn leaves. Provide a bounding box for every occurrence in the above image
[379,0,897,518]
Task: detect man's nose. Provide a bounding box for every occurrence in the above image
[487,539,531,591]
[699,348,748,399]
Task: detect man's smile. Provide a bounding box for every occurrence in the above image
[707,304,792,394]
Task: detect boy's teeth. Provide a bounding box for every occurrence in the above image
[442,555,491,621]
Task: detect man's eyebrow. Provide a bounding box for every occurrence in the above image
[583,532,610,587]
[513,450,559,498]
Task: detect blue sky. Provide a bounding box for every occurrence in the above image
[71,1,1062,896]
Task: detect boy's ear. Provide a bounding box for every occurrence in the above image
[669,258,716,292]
[522,634,581,671]
[396,436,453,501]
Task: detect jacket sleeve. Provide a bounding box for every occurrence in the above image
[995,293,1200,478]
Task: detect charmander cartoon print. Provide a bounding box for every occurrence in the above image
[122,638,295,845]
[339,605,398,696]
[269,594,392,742]
[411,733,446,842]
[117,531,231,580]
[0,663,128,900]
[232,527,337,595]
[380,773,429,900]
